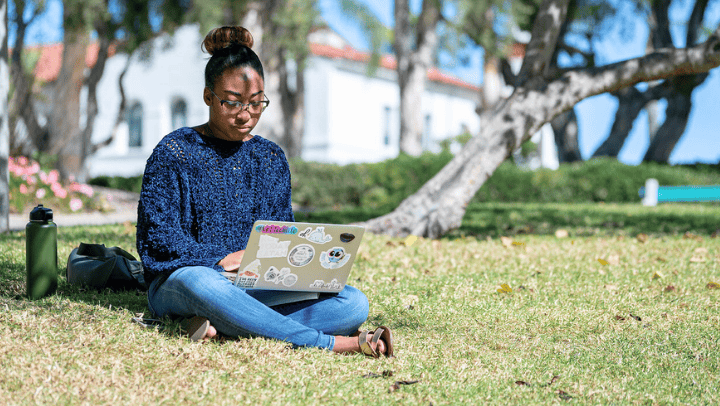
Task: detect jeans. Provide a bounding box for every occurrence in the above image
[147,266,370,350]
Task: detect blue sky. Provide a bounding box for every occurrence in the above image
[12,0,720,164]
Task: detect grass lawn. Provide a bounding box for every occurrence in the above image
[1,203,719,404]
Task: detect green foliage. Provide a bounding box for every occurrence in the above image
[289,151,454,211]
[339,0,393,74]
[87,175,144,194]
[473,158,720,204]
[270,0,319,61]
[290,153,720,215]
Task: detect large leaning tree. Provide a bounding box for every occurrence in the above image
[362,0,720,239]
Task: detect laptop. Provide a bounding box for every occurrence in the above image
[223,220,365,305]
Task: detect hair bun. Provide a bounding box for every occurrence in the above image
[202,26,254,55]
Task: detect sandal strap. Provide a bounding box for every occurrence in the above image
[358,330,378,358]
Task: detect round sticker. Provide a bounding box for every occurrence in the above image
[282,274,298,287]
[288,244,315,267]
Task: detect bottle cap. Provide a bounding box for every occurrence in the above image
[29,205,54,222]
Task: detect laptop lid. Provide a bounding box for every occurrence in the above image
[233,221,365,293]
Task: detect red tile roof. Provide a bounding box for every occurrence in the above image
[30,42,117,83]
[309,43,480,92]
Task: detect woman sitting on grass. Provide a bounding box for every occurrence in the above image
[136,26,393,357]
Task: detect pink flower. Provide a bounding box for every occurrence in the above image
[28,162,40,175]
[8,160,19,176]
[40,171,49,184]
[70,182,94,197]
[51,183,67,199]
[19,184,29,194]
[18,156,28,166]
[69,198,83,212]
[36,188,46,199]
[47,170,60,184]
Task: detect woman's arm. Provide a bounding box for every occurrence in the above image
[136,147,232,280]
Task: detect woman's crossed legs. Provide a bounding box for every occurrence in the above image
[148,266,387,354]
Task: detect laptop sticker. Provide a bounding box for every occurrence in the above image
[256,224,299,235]
[264,266,299,287]
[340,233,356,243]
[236,259,262,288]
[298,227,333,244]
[288,244,315,267]
[257,234,292,258]
[310,278,343,290]
[319,247,351,269]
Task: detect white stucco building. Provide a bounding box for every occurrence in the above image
[32,25,482,177]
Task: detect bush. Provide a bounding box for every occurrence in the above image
[289,151,453,211]
[87,175,144,194]
[87,155,720,211]
[9,156,110,214]
[472,158,720,204]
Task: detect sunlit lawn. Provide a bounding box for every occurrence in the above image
[1,203,718,404]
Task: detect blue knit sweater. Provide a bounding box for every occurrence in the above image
[136,127,295,284]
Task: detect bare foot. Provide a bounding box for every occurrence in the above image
[204,324,218,340]
[182,316,217,342]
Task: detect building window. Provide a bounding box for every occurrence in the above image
[383,106,392,146]
[171,98,187,129]
[128,102,143,148]
[422,114,432,151]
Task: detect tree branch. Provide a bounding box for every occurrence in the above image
[516,0,571,86]
[538,26,720,126]
[92,56,131,153]
[687,0,709,46]
[650,0,673,49]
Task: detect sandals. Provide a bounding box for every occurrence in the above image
[181,316,211,342]
[358,326,394,358]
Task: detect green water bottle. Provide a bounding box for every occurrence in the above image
[26,205,58,300]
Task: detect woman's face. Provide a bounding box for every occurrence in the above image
[204,66,265,142]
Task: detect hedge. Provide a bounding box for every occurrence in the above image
[89,155,720,210]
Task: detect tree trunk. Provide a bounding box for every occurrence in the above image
[1,0,9,232]
[592,87,644,158]
[481,56,505,111]
[278,50,305,158]
[254,0,309,158]
[363,0,720,238]
[642,0,710,163]
[49,29,89,180]
[550,108,581,162]
[643,74,707,163]
[8,0,46,155]
[394,0,440,156]
[79,22,111,178]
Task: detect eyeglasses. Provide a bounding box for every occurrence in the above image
[208,88,270,114]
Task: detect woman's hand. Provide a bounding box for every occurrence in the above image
[218,250,245,272]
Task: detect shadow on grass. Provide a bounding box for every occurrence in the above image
[1,224,148,315]
[295,202,720,238]
[457,202,720,238]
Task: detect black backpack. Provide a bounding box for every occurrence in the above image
[66,243,148,291]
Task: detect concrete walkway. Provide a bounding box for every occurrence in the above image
[9,209,138,232]
[8,187,139,232]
